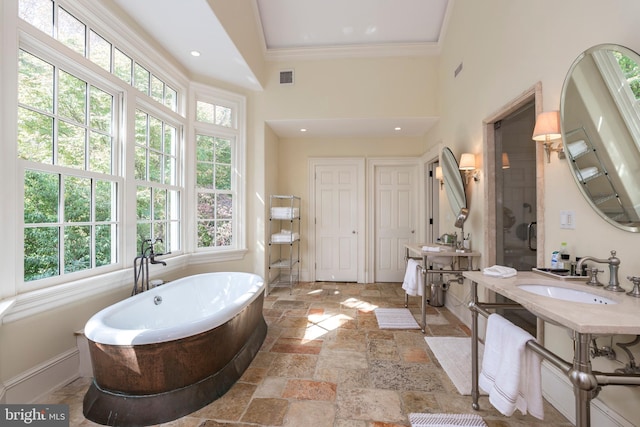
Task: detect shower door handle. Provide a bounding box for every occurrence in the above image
[527,222,537,251]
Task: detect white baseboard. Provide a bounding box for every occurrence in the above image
[444,289,472,326]
[542,361,634,427]
[3,348,80,404]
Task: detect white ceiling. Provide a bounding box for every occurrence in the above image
[111,0,450,138]
[259,0,446,49]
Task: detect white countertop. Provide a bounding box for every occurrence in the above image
[464,271,640,335]
[405,243,481,257]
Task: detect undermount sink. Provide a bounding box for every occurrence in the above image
[517,284,618,305]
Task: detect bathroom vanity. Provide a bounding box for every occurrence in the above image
[464,271,640,427]
[404,243,480,332]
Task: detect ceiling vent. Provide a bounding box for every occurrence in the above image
[279,69,294,85]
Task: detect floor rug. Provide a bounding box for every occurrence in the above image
[424,337,486,396]
[374,308,420,329]
[409,413,487,427]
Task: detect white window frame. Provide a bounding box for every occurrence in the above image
[16,37,126,293]
[189,83,247,263]
[1,0,191,321]
[132,99,185,258]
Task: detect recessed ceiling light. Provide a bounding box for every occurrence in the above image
[300,128,307,132]
[395,127,402,131]
[190,50,201,57]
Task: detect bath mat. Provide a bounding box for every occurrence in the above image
[409,413,487,427]
[424,337,486,396]
[374,308,420,329]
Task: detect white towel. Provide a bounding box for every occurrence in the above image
[421,245,442,252]
[271,232,299,243]
[482,265,517,278]
[271,207,299,219]
[479,314,544,420]
[567,140,588,157]
[402,259,424,296]
[578,166,599,180]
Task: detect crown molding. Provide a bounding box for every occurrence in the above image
[265,42,441,62]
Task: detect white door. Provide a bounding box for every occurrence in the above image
[375,164,418,282]
[314,162,361,282]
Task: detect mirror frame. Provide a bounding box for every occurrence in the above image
[441,147,467,222]
[560,43,640,233]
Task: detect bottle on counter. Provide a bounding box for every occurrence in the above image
[551,250,560,269]
[559,242,570,270]
[551,242,568,269]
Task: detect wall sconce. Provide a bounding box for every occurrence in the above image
[532,111,563,163]
[502,152,510,169]
[435,166,444,189]
[459,153,479,182]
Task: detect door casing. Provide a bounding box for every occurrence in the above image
[483,82,545,269]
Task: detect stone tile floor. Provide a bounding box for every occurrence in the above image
[40,282,572,426]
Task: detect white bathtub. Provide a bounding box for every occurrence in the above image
[84,271,265,346]
[83,271,268,426]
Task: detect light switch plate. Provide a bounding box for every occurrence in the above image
[560,210,575,229]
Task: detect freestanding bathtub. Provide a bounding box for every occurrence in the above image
[82,272,267,426]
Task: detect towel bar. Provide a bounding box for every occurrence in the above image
[469,301,572,375]
[468,280,640,427]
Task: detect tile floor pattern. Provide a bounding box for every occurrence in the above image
[41,282,573,426]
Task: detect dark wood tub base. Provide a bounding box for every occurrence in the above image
[83,318,267,426]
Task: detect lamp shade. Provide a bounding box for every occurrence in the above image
[435,166,443,180]
[532,111,561,141]
[459,153,476,170]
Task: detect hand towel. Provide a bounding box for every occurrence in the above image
[421,245,442,252]
[482,265,517,278]
[402,259,424,296]
[567,140,588,157]
[578,166,599,180]
[479,314,544,420]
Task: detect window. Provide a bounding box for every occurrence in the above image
[16,0,190,293]
[196,100,233,127]
[18,49,119,284]
[18,0,179,113]
[196,134,233,248]
[13,0,246,298]
[135,109,181,255]
[194,92,245,253]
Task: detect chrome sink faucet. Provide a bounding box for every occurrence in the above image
[576,250,624,292]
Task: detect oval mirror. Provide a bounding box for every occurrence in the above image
[441,147,468,228]
[561,43,640,232]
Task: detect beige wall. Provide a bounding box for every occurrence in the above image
[273,136,426,279]
[431,0,640,421]
[261,56,439,120]
[0,286,127,383]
